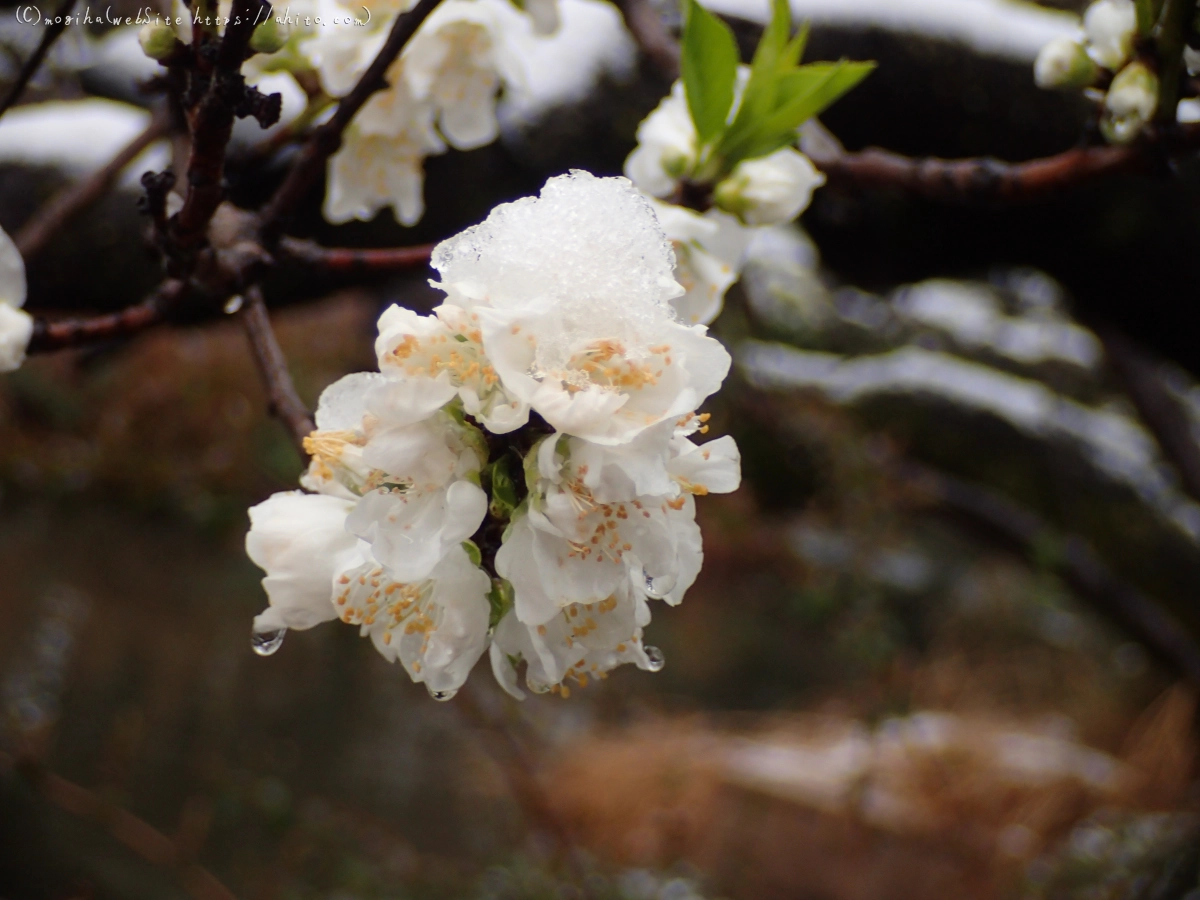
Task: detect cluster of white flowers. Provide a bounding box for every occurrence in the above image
[624,71,824,326]
[302,0,554,226]
[0,225,31,374]
[246,172,741,699]
[1033,0,1161,144]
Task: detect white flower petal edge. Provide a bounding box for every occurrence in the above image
[246,491,362,633]
[0,225,30,374]
[337,544,492,693]
[651,200,752,326]
[624,80,696,198]
[715,147,825,227]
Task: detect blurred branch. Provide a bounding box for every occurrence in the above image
[258,0,445,239]
[455,686,581,860]
[277,237,434,273]
[239,286,314,452]
[807,134,1200,203]
[611,0,680,81]
[1,752,239,900]
[26,280,187,352]
[15,107,171,263]
[1156,0,1192,120]
[0,0,77,121]
[1099,327,1200,505]
[904,462,1200,687]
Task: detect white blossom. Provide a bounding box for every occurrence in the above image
[431,171,732,445]
[651,200,751,326]
[375,302,529,433]
[0,225,31,375]
[246,490,362,634]
[1083,0,1136,70]
[624,80,697,199]
[489,582,654,697]
[713,147,825,227]
[324,117,445,226]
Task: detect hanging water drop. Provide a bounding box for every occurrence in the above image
[427,687,458,702]
[223,295,245,314]
[528,678,552,694]
[251,627,286,656]
[642,568,676,600]
[643,645,665,672]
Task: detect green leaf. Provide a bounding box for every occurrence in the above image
[682,0,741,143]
[760,59,874,134]
[726,0,794,138]
[488,453,520,519]
[1135,0,1160,36]
[461,540,483,567]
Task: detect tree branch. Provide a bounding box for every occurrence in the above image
[277,237,434,273]
[0,0,77,121]
[1098,326,1200,506]
[239,286,314,452]
[611,0,680,81]
[2,752,240,900]
[257,0,445,240]
[169,0,272,264]
[807,135,1198,204]
[26,280,187,353]
[15,107,171,262]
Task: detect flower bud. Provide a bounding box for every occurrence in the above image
[1102,60,1159,144]
[138,21,178,61]
[1084,0,1136,69]
[250,17,288,55]
[1034,37,1098,89]
[713,147,825,226]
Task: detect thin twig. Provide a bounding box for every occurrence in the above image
[15,108,171,262]
[277,237,434,273]
[904,462,1200,687]
[1,752,239,900]
[0,0,77,121]
[1098,326,1200,505]
[611,0,680,81]
[258,0,445,239]
[239,286,314,452]
[26,280,187,353]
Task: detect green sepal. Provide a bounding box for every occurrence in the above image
[462,540,483,567]
[488,577,515,629]
[487,453,520,520]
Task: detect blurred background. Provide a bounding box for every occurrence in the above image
[3,0,1200,897]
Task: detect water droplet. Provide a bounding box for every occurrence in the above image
[251,628,286,656]
[643,645,665,672]
[528,678,551,694]
[427,687,457,702]
[223,295,244,314]
[642,568,676,600]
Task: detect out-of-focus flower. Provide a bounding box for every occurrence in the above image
[0,225,31,374]
[1034,37,1098,89]
[1083,0,1136,70]
[1103,60,1159,144]
[624,80,698,199]
[651,200,751,326]
[713,147,825,227]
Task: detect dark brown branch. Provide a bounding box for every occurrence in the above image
[258,0,445,239]
[26,280,187,353]
[169,0,270,261]
[2,752,239,900]
[1099,327,1200,505]
[611,0,680,81]
[15,108,171,262]
[239,286,314,452]
[905,463,1200,687]
[809,139,1179,204]
[277,237,434,273]
[0,0,77,121]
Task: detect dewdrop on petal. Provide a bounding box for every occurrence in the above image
[431,171,732,445]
